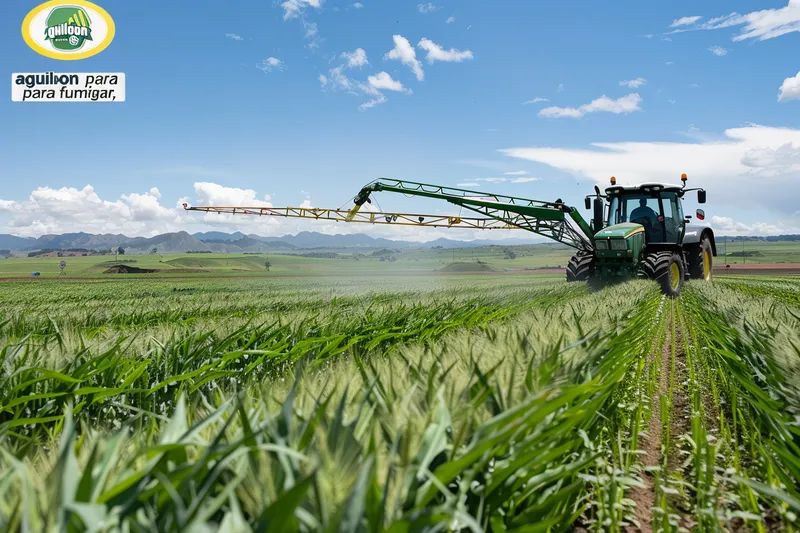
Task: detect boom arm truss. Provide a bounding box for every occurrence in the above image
[352,179,595,251]
[181,204,522,230]
[182,178,596,251]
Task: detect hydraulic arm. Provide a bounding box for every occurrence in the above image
[350,179,595,251]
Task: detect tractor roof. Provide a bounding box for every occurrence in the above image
[605,183,685,195]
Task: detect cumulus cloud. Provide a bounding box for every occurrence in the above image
[778,71,800,102]
[668,2,800,41]
[0,185,183,238]
[708,45,729,56]
[710,216,799,236]
[524,97,549,104]
[446,16,455,23]
[257,57,286,73]
[619,77,647,88]
[418,38,473,63]
[225,33,243,41]
[498,123,800,215]
[368,72,412,93]
[670,16,702,27]
[418,3,438,13]
[384,34,424,81]
[341,48,368,68]
[193,182,273,208]
[0,182,534,243]
[352,2,363,7]
[538,93,642,119]
[281,0,321,20]
[320,65,401,109]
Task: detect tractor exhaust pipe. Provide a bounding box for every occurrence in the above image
[593,197,604,233]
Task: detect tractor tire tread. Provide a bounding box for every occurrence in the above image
[566,251,594,282]
[642,251,684,297]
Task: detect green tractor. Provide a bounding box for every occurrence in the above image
[566,174,715,296]
[184,174,715,296]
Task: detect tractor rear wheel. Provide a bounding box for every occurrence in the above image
[566,251,594,282]
[642,251,685,297]
[687,236,713,281]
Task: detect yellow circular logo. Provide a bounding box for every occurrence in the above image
[22,0,115,60]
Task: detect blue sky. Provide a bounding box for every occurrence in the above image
[2,0,800,240]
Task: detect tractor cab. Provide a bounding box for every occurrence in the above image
[587,174,707,246]
[605,183,686,244]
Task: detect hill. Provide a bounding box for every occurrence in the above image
[3,228,800,255]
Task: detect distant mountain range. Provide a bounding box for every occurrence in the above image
[2,230,798,255]
[0,230,552,255]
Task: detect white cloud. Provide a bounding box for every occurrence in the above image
[320,65,401,110]
[457,182,480,187]
[368,72,412,93]
[418,38,474,63]
[194,182,273,208]
[524,97,549,104]
[670,16,702,27]
[688,83,700,88]
[619,77,647,88]
[225,33,243,41]
[466,177,539,184]
[708,45,729,56]
[384,34,424,81]
[504,171,528,175]
[741,142,800,175]
[710,216,799,236]
[0,182,541,243]
[498,123,800,215]
[538,93,642,119]
[446,16,455,23]
[666,61,675,65]
[281,0,321,20]
[0,185,183,238]
[418,3,438,13]
[303,21,319,39]
[341,48,369,68]
[669,2,800,41]
[257,57,286,73]
[352,2,363,8]
[557,83,565,92]
[778,71,800,102]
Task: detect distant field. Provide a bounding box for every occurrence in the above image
[6,240,798,279]
[0,243,576,278]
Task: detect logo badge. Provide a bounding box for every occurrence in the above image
[22,0,115,60]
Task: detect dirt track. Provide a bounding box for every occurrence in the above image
[714,262,800,276]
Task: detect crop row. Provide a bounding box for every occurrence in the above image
[1,275,799,531]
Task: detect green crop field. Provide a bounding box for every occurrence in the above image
[1,272,800,532]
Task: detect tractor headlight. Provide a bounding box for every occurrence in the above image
[595,239,609,250]
[610,239,627,251]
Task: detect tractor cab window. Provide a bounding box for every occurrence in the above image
[608,192,682,243]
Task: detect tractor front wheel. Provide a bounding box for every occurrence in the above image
[566,251,594,282]
[642,251,685,297]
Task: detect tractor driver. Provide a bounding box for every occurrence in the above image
[630,198,658,227]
